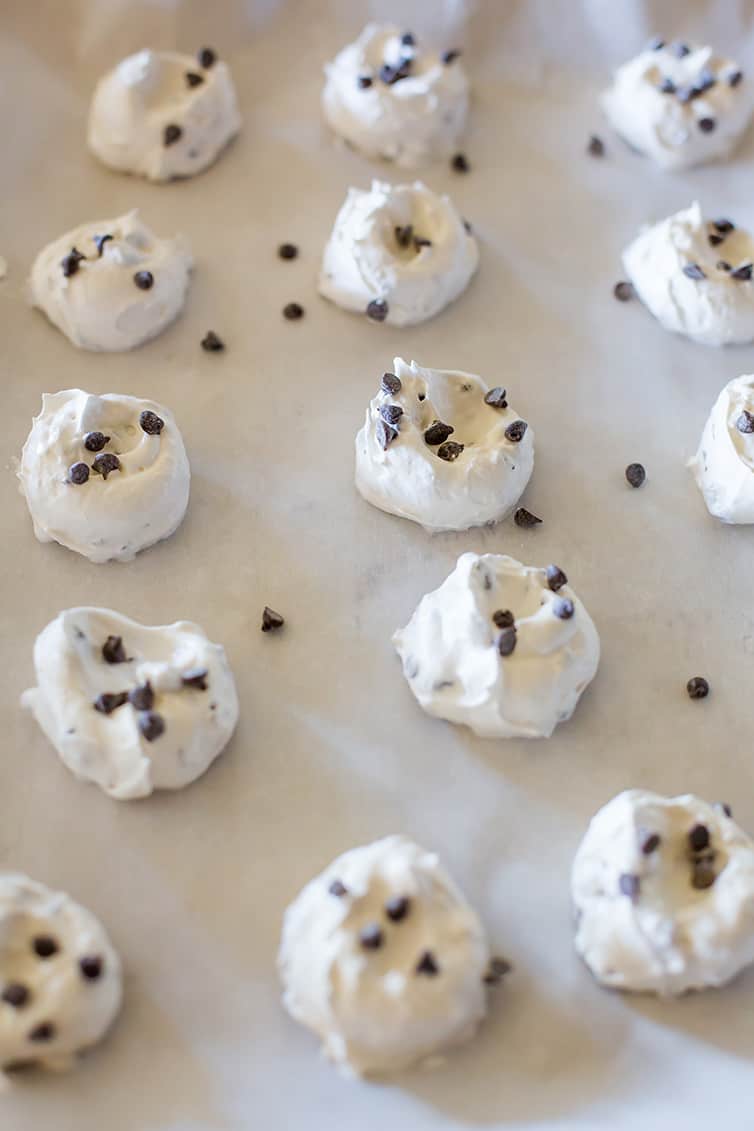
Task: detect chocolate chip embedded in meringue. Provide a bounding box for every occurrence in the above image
[92,452,121,479]
[68,462,90,485]
[424,420,454,445]
[380,404,403,427]
[731,263,753,281]
[185,70,204,88]
[138,711,165,742]
[133,270,154,290]
[32,935,59,959]
[61,248,86,277]
[729,69,744,87]
[366,299,389,322]
[619,873,640,898]
[79,956,104,981]
[1,983,30,1008]
[198,47,217,68]
[483,957,511,985]
[484,387,508,408]
[437,441,464,462]
[381,372,401,395]
[553,597,575,620]
[283,302,304,320]
[504,420,528,442]
[625,462,646,488]
[261,606,285,633]
[102,635,127,664]
[385,895,411,922]
[415,950,440,976]
[182,668,209,690]
[492,609,514,628]
[640,832,661,855]
[692,859,717,889]
[376,419,398,450]
[546,565,568,592]
[139,409,164,435]
[698,117,716,133]
[683,263,706,280]
[28,1021,56,1043]
[736,410,754,433]
[441,49,462,64]
[689,824,711,852]
[201,330,225,351]
[496,626,517,656]
[163,124,183,147]
[329,879,348,897]
[94,691,128,715]
[127,682,154,711]
[359,923,383,950]
[357,74,373,89]
[94,234,113,256]
[84,431,110,452]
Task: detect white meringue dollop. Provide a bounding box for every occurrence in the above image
[278,835,495,1078]
[22,607,239,801]
[322,24,468,167]
[355,358,534,532]
[319,180,478,326]
[0,873,122,1072]
[19,389,190,563]
[572,790,754,995]
[690,374,754,523]
[393,553,600,739]
[30,210,192,351]
[88,48,241,181]
[623,202,754,346]
[602,40,753,170]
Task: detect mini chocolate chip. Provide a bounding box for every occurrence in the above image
[497,626,517,656]
[68,462,90,485]
[2,984,30,1008]
[613,280,634,302]
[717,260,732,272]
[378,63,399,85]
[625,462,646,488]
[381,372,401,395]
[437,441,464,461]
[451,152,470,173]
[329,879,348,897]
[376,419,398,450]
[32,936,59,959]
[283,302,304,320]
[79,956,103,981]
[139,409,164,435]
[278,243,298,260]
[357,74,373,89]
[483,956,511,985]
[672,42,690,57]
[698,117,716,133]
[61,248,85,277]
[413,236,432,249]
[505,420,527,442]
[463,218,472,234]
[133,270,154,290]
[514,507,541,528]
[198,47,216,68]
[441,49,462,64]
[659,77,676,94]
[417,393,426,401]
[689,824,711,852]
[554,597,575,620]
[92,452,121,479]
[737,410,754,433]
[692,860,716,889]
[619,873,640,898]
[713,218,735,233]
[102,635,127,664]
[731,263,753,281]
[182,668,209,690]
[94,691,128,715]
[128,682,154,711]
[29,1022,55,1043]
[492,609,514,628]
[380,404,403,427]
[359,923,383,949]
[163,124,182,146]
[201,330,225,351]
[94,234,113,256]
[729,69,744,87]
[484,386,508,408]
[687,676,710,700]
[647,36,665,50]
[84,431,109,452]
[366,298,389,322]
[385,896,411,922]
[416,951,440,976]
[719,803,733,818]
[709,233,725,247]
[401,32,416,45]
[261,606,285,632]
[186,70,204,87]
[640,832,661,855]
[138,711,165,742]
[587,135,604,157]
[395,224,414,248]
[546,565,568,592]
[424,420,454,445]
[683,263,706,280]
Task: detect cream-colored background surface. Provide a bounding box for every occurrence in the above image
[3,1,754,1126]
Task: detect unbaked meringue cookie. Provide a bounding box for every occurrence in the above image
[18,389,190,564]
[279,835,504,1078]
[322,24,469,167]
[319,180,478,326]
[22,607,239,801]
[0,872,122,1073]
[623,202,754,346]
[602,38,753,170]
[394,552,599,739]
[690,374,754,523]
[88,47,241,181]
[355,358,534,532]
[30,210,192,351]
[572,790,754,995]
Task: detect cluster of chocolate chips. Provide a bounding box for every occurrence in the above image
[68,410,164,486]
[700,219,754,279]
[619,815,729,901]
[60,238,156,290]
[490,565,572,657]
[736,409,754,434]
[648,38,743,133]
[328,880,441,977]
[168,48,219,141]
[357,32,462,89]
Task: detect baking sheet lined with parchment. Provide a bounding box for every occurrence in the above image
[3,1,754,1127]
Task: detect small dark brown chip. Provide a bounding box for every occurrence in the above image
[138,711,165,742]
[731,263,753,281]
[376,419,398,450]
[619,873,640,898]
[698,117,716,133]
[514,507,542,528]
[84,431,109,452]
[2,983,30,1008]
[185,70,204,87]
[395,224,414,248]
[201,330,225,351]
[546,565,568,592]
[691,860,717,889]
[163,124,182,146]
[424,420,454,445]
[451,152,470,173]
[139,409,164,435]
[181,668,209,690]
[441,49,462,64]
[719,803,733,818]
[366,298,389,322]
[683,263,706,280]
[647,36,665,50]
[357,74,373,89]
[32,936,59,959]
[92,452,121,479]
[688,824,711,852]
[483,957,511,985]
[102,635,127,664]
[385,896,411,922]
[94,691,128,715]
[413,236,432,249]
[708,233,725,247]
[659,77,676,94]
[484,387,508,409]
[278,243,298,260]
[587,134,604,157]
[717,260,732,272]
[261,606,285,632]
[133,270,154,290]
[687,676,710,700]
[640,832,661,855]
[94,234,113,257]
[359,923,383,949]
[380,404,404,427]
[713,218,735,234]
[497,625,517,657]
[61,248,85,277]
[28,1022,56,1043]
[198,47,217,68]
[625,462,646,488]
[128,682,154,711]
[729,69,744,88]
[672,42,690,58]
[492,609,514,629]
[505,420,528,443]
[416,951,440,976]
[381,372,402,395]
[79,956,103,981]
[283,302,304,320]
[553,597,575,620]
[463,218,472,234]
[613,280,634,302]
[437,441,464,461]
[329,879,348,897]
[401,32,416,46]
[68,462,90,486]
[737,410,754,433]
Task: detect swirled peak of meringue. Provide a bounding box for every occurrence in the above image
[88,48,241,181]
[623,202,754,346]
[0,873,122,1073]
[393,553,600,739]
[278,835,494,1077]
[319,180,478,326]
[322,24,469,167]
[22,607,239,801]
[18,389,190,563]
[355,358,534,532]
[602,39,753,170]
[30,210,192,352]
[572,790,754,995]
[690,374,754,523]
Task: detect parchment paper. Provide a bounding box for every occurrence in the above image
[3,1,754,1127]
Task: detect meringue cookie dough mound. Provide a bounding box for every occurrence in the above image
[0,873,122,1072]
[22,607,239,801]
[573,790,754,995]
[29,210,192,351]
[602,38,753,170]
[19,389,190,563]
[691,375,754,523]
[394,553,599,739]
[319,180,478,326]
[623,203,754,346]
[355,358,534,532]
[322,23,469,167]
[88,47,241,181]
[278,835,498,1077]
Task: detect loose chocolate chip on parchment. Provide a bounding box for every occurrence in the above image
[415,951,440,976]
[613,280,634,301]
[514,507,541,528]
[625,462,646,488]
[329,880,348,897]
[283,302,304,320]
[138,711,165,742]
[261,607,285,632]
[381,372,401,395]
[687,676,710,700]
[441,49,462,64]
[451,152,470,173]
[587,135,604,157]
[497,626,517,657]
[483,956,512,985]
[201,330,225,351]
[163,124,182,146]
[278,242,299,260]
[198,47,217,68]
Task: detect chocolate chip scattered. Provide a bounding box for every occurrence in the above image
[359,923,383,949]
[283,302,304,320]
[380,404,404,427]
[416,951,440,976]
[32,936,59,959]
[587,135,604,157]
[385,896,411,922]
[683,263,706,280]
[553,597,575,620]
[182,668,209,690]
[139,410,164,435]
[647,36,665,51]
[731,263,753,281]
[736,410,754,433]
[483,957,511,985]
[79,956,103,981]
[376,419,398,450]
[424,420,454,445]
[659,77,676,94]
[451,152,470,173]
[463,218,473,234]
[357,74,373,89]
[514,507,541,528]
[133,270,154,290]
[186,70,204,87]
[698,117,716,133]
[687,676,710,700]
[2,984,30,1008]
[719,803,733,818]
[381,372,401,395]
[102,636,127,664]
[395,224,414,248]
[201,330,225,351]
[728,69,744,88]
[613,280,634,302]
[29,1022,55,1043]
[198,47,217,68]
[505,420,527,443]
[640,832,661,855]
[437,441,464,461]
[261,606,285,632]
[708,233,725,247]
[717,260,732,272]
[401,32,416,46]
[713,219,735,233]
[68,461,90,485]
[484,387,508,409]
[366,298,388,322]
[441,49,462,64]
[278,242,298,260]
[61,248,85,277]
[329,879,348,897]
[492,609,514,628]
[413,236,432,250]
[497,626,517,657]
[128,682,154,711]
[138,711,165,742]
[619,873,640,898]
[94,234,113,256]
[545,565,567,592]
[84,431,109,452]
[691,860,716,889]
[163,124,182,146]
[688,824,710,852]
[625,462,646,488]
[672,42,690,57]
[94,691,128,715]
[92,452,121,479]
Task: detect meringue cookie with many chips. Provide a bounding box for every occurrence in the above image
[622,202,754,346]
[279,835,503,1078]
[319,180,478,326]
[602,37,753,170]
[355,358,533,532]
[322,24,468,167]
[22,607,239,801]
[18,389,190,563]
[29,210,192,351]
[88,47,241,181]
[0,872,122,1073]
[393,553,599,739]
[572,790,754,994]
[690,374,754,523]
